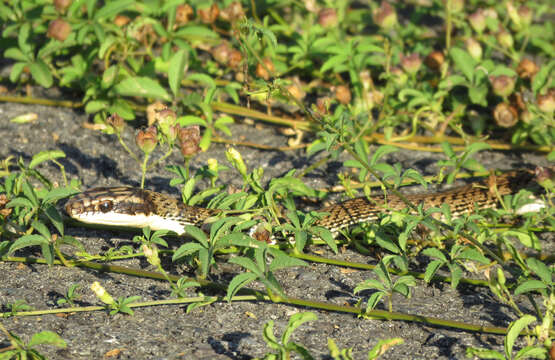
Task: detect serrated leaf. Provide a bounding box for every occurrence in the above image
[29,150,66,169]
[531,60,554,94]
[268,250,307,272]
[28,331,67,348]
[114,77,170,101]
[228,256,261,275]
[172,242,203,261]
[183,225,208,247]
[226,272,257,302]
[9,234,49,254]
[450,47,476,82]
[424,259,444,283]
[94,0,134,20]
[185,73,216,88]
[29,59,53,88]
[282,312,317,345]
[526,258,552,284]
[505,315,536,358]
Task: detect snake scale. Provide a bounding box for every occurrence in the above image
[65,168,546,236]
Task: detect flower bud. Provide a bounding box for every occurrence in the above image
[465,38,482,61]
[142,244,160,267]
[207,158,219,178]
[198,4,219,24]
[468,9,486,34]
[401,53,422,75]
[496,29,514,49]
[226,147,247,178]
[373,1,397,30]
[424,51,444,72]
[493,103,518,128]
[106,113,125,134]
[47,19,72,41]
[489,75,515,98]
[537,91,555,113]
[518,5,532,27]
[390,66,408,87]
[334,85,351,105]
[91,281,115,305]
[506,2,521,30]
[255,58,275,80]
[318,8,338,28]
[176,4,194,25]
[516,59,539,79]
[178,125,201,157]
[136,126,158,154]
[54,0,71,13]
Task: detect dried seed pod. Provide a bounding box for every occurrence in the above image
[47,19,71,41]
[493,103,518,128]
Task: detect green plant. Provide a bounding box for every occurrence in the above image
[56,284,81,307]
[354,258,417,313]
[0,323,67,360]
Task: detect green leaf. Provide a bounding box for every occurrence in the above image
[450,47,476,82]
[4,47,29,62]
[6,197,35,209]
[29,59,53,88]
[531,60,554,94]
[366,292,384,311]
[28,331,67,348]
[44,204,64,236]
[114,77,170,101]
[514,346,547,360]
[185,73,216,88]
[282,312,317,345]
[421,247,447,261]
[9,235,49,254]
[228,256,261,275]
[424,259,444,283]
[456,248,490,264]
[32,220,51,240]
[94,0,134,20]
[169,49,189,97]
[183,225,209,247]
[370,145,398,166]
[172,242,203,261]
[29,150,66,169]
[513,280,547,295]
[526,258,552,284]
[262,320,280,350]
[226,272,257,301]
[505,315,536,359]
[268,250,307,272]
[353,279,385,294]
[465,347,505,359]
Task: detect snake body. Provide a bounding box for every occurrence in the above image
[65,169,544,235]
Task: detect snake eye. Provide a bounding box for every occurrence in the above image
[98,200,113,213]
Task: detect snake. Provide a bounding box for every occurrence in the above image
[65,168,547,236]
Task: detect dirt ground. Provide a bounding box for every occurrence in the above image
[0,100,551,359]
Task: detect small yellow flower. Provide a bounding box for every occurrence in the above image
[91,281,115,305]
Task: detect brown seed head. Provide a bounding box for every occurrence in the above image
[198,4,219,24]
[516,59,538,80]
[401,53,422,75]
[176,4,194,25]
[489,75,515,98]
[256,58,275,80]
[465,38,482,61]
[54,0,72,13]
[212,43,232,65]
[0,194,12,218]
[468,9,486,33]
[146,102,167,126]
[537,91,555,113]
[424,51,444,71]
[228,50,243,69]
[334,85,352,105]
[114,15,131,27]
[107,113,125,133]
[47,19,72,41]
[136,126,158,154]
[178,125,201,157]
[373,1,397,29]
[220,1,244,22]
[318,8,338,28]
[493,103,518,128]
